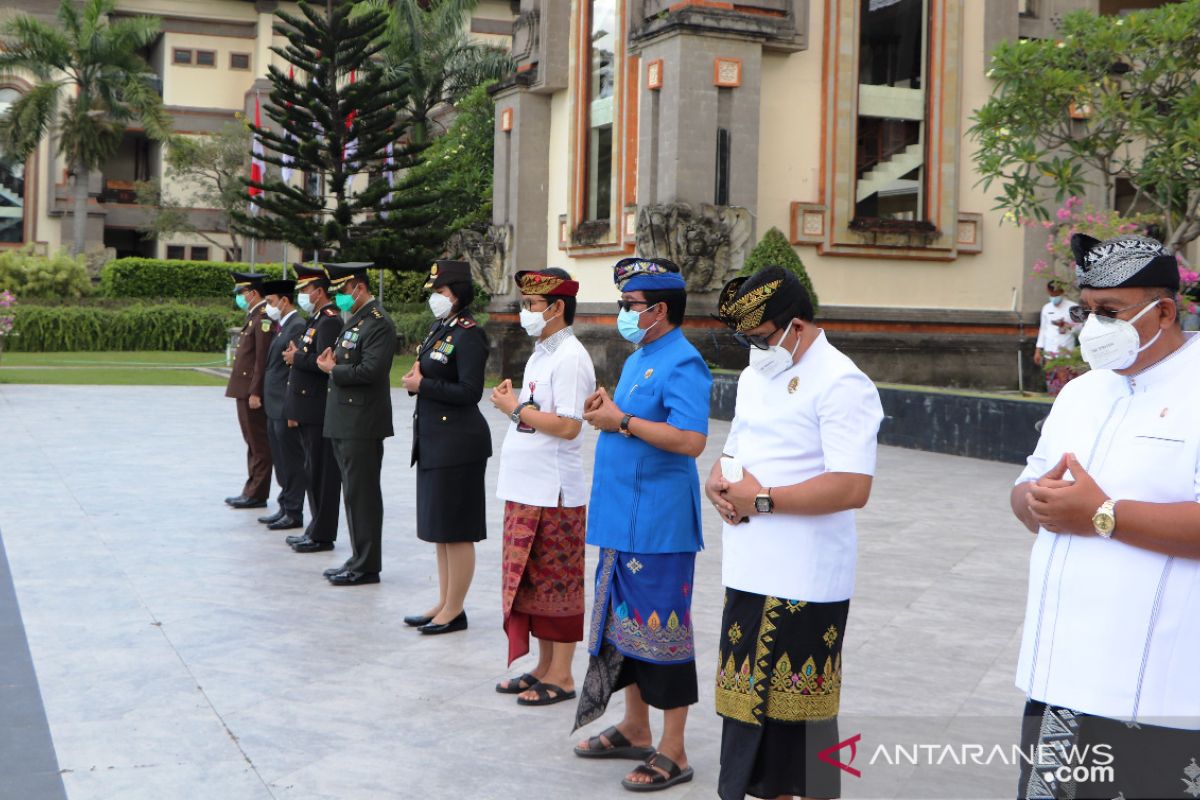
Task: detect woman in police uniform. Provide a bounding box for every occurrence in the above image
[401,260,492,635]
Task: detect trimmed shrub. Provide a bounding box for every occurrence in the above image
[0,246,91,299]
[99,259,286,299]
[9,304,239,352]
[739,227,819,314]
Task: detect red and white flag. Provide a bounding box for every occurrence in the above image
[249,93,265,213]
[382,140,395,219]
[342,70,357,168]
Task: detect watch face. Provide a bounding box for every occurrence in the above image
[755,497,770,513]
[1093,513,1115,535]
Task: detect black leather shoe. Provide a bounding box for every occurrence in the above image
[418,611,468,635]
[229,496,268,509]
[267,515,304,531]
[327,570,380,586]
[292,538,334,553]
[403,614,433,627]
[225,495,247,506]
[257,509,286,524]
[322,564,348,578]
[285,533,306,545]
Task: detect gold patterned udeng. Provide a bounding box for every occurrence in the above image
[517,273,565,295]
[718,279,783,333]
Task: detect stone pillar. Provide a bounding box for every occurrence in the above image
[489,84,552,308]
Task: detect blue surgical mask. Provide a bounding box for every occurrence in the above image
[617,305,657,344]
[298,293,315,314]
[235,293,249,310]
[1050,295,1064,306]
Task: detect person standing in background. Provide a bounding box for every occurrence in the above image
[491,268,595,706]
[258,279,307,531]
[1034,280,1080,366]
[224,271,274,510]
[283,264,344,554]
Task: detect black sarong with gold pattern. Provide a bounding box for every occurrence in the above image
[716,588,850,800]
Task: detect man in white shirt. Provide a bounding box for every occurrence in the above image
[704,266,883,800]
[1034,280,1081,366]
[1011,234,1200,799]
[490,268,596,707]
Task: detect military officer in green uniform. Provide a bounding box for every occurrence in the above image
[316,262,396,586]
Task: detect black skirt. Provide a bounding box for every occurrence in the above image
[716,588,850,800]
[416,461,487,543]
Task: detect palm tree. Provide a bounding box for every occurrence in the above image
[356,0,513,145]
[0,0,170,255]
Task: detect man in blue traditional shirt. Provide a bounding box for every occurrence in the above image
[572,257,712,794]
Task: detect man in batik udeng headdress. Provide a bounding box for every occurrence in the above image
[572,256,711,794]
[707,264,883,800]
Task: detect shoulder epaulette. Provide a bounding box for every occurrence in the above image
[458,316,477,329]
[322,307,338,317]
[371,308,383,318]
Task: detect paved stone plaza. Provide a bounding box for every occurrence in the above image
[0,384,1034,799]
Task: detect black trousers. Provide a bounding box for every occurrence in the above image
[330,437,384,574]
[266,416,306,517]
[235,399,272,500]
[298,421,340,542]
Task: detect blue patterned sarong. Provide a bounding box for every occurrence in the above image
[587,548,696,664]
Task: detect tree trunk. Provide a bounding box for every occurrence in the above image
[72,161,90,256]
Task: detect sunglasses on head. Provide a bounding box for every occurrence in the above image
[1068,298,1161,324]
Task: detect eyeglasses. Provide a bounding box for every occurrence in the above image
[1068,299,1160,324]
[732,326,786,351]
[616,300,654,313]
[519,299,550,312]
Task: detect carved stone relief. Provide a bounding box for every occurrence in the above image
[635,203,753,292]
[444,224,512,297]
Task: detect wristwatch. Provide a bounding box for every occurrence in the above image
[754,488,774,514]
[510,401,536,424]
[1092,498,1117,538]
[619,413,634,437]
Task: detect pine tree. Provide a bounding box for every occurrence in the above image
[740,227,819,314]
[231,0,442,265]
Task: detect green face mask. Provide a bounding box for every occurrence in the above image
[235,293,249,310]
[335,292,355,313]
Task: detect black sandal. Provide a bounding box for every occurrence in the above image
[620,753,694,792]
[573,725,656,760]
[495,673,539,694]
[516,683,576,706]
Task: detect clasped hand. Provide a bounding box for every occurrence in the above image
[704,468,763,524]
[401,361,423,393]
[582,387,623,432]
[1026,452,1109,535]
[490,379,519,416]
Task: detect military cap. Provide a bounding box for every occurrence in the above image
[230,271,265,290]
[293,264,329,290]
[424,259,472,290]
[323,262,374,290]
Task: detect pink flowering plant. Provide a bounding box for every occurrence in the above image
[1026,196,1159,292]
[0,289,15,337]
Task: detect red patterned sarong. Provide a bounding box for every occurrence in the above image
[501,501,587,665]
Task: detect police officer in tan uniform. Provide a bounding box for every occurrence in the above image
[225,271,274,509]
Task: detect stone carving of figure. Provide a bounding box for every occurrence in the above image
[635,203,752,292]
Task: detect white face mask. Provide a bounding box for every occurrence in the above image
[748,321,801,379]
[265,303,282,322]
[428,293,454,320]
[298,293,315,314]
[1078,298,1163,371]
[519,306,557,338]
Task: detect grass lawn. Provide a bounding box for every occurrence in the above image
[0,352,229,386]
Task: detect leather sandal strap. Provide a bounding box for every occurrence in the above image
[645,752,681,778]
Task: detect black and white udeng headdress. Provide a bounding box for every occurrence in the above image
[1072,233,1179,291]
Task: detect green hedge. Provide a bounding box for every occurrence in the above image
[99,259,288,299]
[8,304,240,352]
[0,246,92,299]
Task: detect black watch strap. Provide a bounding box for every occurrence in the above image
[619,413,634,436]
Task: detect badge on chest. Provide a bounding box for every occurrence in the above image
[340,330,360,350]
[430,338,455,364]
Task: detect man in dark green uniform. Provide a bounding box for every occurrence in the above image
[317,262,396,586]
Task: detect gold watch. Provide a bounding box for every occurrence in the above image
[1092,499,1117,539]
